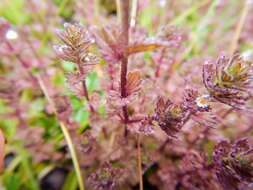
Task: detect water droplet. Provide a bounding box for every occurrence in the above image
[5,29,18,40]
[63,22,70,28]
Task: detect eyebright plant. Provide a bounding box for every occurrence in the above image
[1,1,253,190]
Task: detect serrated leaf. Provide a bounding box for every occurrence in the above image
[126,70,141,96]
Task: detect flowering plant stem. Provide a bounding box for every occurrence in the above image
[119,0,130,132]
[118,2,144,189]
[77,58,95,113]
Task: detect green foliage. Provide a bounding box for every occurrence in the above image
[62,170,78,190]
[3,173,21,190]
[0,0,30,25]
[86,71,100,93]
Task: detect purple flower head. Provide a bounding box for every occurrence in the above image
[153,96,191,137]
[152,88,211,137]
[54,23,98,98]
[202,53,253,110]
[87,163,125,190]
[213,138,253,190]
[54,23,97,66]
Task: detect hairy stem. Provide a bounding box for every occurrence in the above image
[137,134,143,190]
[77,58,95,112]
[120,0,129,97]
[77,60,90,101]
[119,0,130,126]
[82,79,95,113]
[82,80,90,101]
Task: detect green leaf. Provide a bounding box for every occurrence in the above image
[0,119,18,139]
[70,96,83,110]
[74,108,89,127]
[62,61,75,72]
[3,173,21,190]
[19,149,39,190]
[29,98,45,114]
[53,71,65,86]
[0,0,29,25]
[62,170,78,190]
[86,72,99,93]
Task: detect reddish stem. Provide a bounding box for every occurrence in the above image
[77,57,95,113]
[119,0,130,127]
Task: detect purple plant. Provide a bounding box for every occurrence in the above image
[202,53,253,110]
[1,1,253,190]
[213,138,253,190]
[54,23,98,103]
